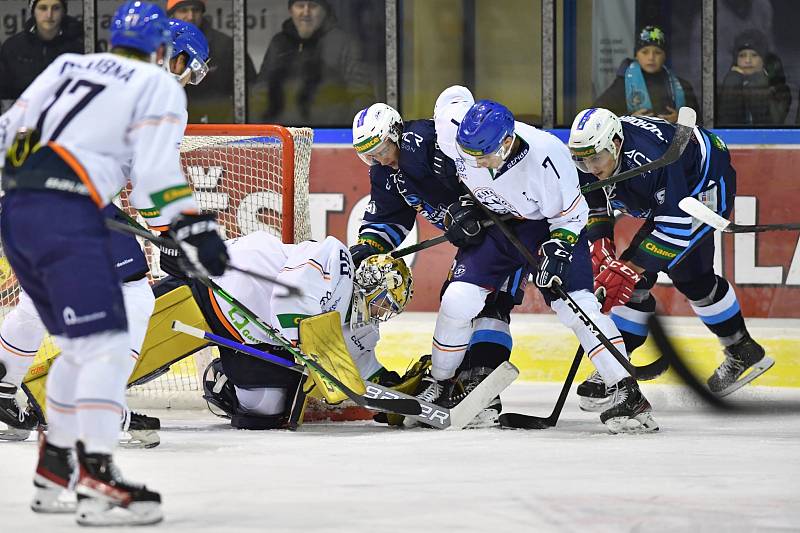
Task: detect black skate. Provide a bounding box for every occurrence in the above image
[75,441,163,526]
[120,409,161,449]
[442,367,503,428]
[600,377,659,434]
[0,364,41,441]
[402,375,449,428]
[576,370,612,412]
[708,336,774,397]
[31,434,77,513]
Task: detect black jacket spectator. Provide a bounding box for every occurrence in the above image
[718,31,791,126]
[252,4,373,126]
[0,14,83,100]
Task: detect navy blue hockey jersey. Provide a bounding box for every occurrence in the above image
[358,119,463,252]
[580,115,734,272]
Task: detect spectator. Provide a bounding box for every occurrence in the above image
[167,0,256,123]
[718,30,791,126]
[594,26,699,123]
[251,0,374,126]
[0,0,83,100]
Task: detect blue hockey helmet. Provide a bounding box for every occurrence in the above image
[168,19,210,85]
[456,99,515,164]
[110,1,171,59]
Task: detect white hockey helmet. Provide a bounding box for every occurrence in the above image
[352,103,403,165]
[567,108,624,173]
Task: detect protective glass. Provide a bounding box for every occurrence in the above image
[571,148,615,174]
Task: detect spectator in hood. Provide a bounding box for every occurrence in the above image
[251,0,374,126]
[718,29,792,125]
[594,25,699,123]
[0,0,84,100]
[167,0,256,123]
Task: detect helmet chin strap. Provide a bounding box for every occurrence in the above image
[497,133,516,161]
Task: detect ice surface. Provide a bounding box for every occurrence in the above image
[2,382,799,532]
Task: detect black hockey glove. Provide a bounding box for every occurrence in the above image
[443,196,486,248]
[169,212,229,278]
[349,242,383,268]
[535,238,573,295]
[156,231,188,279]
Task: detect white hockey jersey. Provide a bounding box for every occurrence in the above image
[434,86,588,239]
[208,232,382,378]
[0,53,196,222]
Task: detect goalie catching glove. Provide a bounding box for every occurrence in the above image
[443,195,486,248]
[535,238,573,295]
[169,212,229,278]
[594,259,641,313]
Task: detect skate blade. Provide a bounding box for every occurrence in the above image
[578,395,613,413]
[604,412,659,434]
[463,408,500,429]
[31,488,77,514]
[715,356,775,398]
[76,500,163,526]
[119,430,160,449]
[0,426,31,441]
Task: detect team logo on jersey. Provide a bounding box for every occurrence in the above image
[655,188,666,204]
[366,200,377,214]
[277,313,309,328]
[708,132,728,152]
[452,264,467,278]
[62,307,107,326]
[401,131,423,152]
[472,187,521,217]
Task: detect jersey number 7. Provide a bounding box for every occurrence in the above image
[36,78,107,142]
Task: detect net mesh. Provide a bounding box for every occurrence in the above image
[0,125,313,409]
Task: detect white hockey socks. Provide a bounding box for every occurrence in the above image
[431,282,490,380]
[552,290,629,386]
[45,356,81,449]
[0,291,47,386]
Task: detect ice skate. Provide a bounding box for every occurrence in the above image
[600,377,659,434]
[708,336,774,397]
[31,434,77,514]
[402,375,447,428]
[0,363,41,441]
[120,409,161,449]
[74,441,163,526]
[443,367,502,428]
[576,370,612,412]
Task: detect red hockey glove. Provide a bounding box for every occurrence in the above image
[594,259,641,313]
[589,237,615,278]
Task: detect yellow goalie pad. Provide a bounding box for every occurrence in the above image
[23,285,210,416]
[298,311,365,405]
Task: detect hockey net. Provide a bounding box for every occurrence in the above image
[0,124,313,409]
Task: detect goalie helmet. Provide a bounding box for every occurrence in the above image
[110,1,172,61]
[351,255,413,328]
[168,19,210,85]
[567,108,624,173]
[352,103,403,165]
[456,99,516,165]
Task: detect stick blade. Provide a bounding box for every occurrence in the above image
[499,412,554,430]
[676,106,697,128]
[365,397,422,416]
[678,197,731,231]
[448,361,519,430]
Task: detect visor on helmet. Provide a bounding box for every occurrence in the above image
[570,146,616,174]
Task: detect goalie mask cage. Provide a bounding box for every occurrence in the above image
[0,124,314,409]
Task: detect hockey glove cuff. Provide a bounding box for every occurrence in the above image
[156,231,189,279]
[349,242,384,268]
[594,259,641,313]
[169,212,229,278]
[589,237,616,278]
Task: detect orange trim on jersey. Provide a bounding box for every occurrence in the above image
[432,340,469,353]
[0,337,36,357]
[559,194,583,217]
[147,224,170,232]
[280,261,331,281]
[587,338,626,359]
[47,142,103,207]
[46,402,76,414]
[207,287,244,343]
[127,114,183,132]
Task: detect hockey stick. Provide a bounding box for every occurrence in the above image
[499,346,584,429]
[172,321,421,417]
[460,188,662,378]
[679,197,800,233]
[579,107,697,194]
[104,217,304,297]
[391,215,516,259]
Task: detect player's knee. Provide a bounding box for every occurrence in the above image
[551,289,601,329]
[440,282,490,322]
[476,292,514,324]
[123,277,156,317]
[57,330,130,365]
[674,271,719,304]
